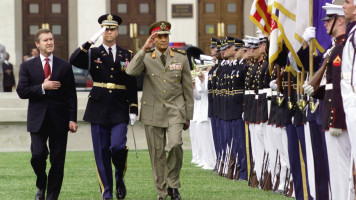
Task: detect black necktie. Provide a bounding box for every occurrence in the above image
[108,47,114,64]
[160,54,166,66]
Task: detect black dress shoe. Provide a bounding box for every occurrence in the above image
[115,179,126,200]
[167,187,181,200]
[35,188,45,200]
[104,198,113,200]
[157,196,167,200]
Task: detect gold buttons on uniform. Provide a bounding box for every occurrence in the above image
[331,110,334,113]
[163,89,166,93]
[163,70,166,72]
[331,117,333,119]
[163,100,166,103]
[152,74,154,76]
[143,102,146,104]
[109,90,112,93]
[96,66,99,69]
[110,75,113,78]
[111,68,114,71]
[329,123,332,126]
[329,99,331,102]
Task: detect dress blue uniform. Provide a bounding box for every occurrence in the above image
[70,14,138,200]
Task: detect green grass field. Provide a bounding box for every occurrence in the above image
[0,151,288,200]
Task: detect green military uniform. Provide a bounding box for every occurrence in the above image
[126,40,193,198]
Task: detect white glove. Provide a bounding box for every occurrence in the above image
[89,27,106,44]
[288,52,300,72]
[303,27,316,43]
[242,112,244,121]
[129,113,137,125]
[269,80,277,91]
[329,128,343,137]
[302,83,314,96]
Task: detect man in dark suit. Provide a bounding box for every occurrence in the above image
[16,29,78,200]
[2,52,15,92]
[70,14,138,200]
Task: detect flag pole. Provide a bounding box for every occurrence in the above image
[309,0,314,78]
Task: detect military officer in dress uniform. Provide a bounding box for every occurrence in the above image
[125,21,193,200]
[70,14,138,200]
[303,4,352,199]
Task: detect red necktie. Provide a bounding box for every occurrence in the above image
[44,57,51,78]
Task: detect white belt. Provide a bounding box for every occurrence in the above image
[265,88,272,97]
[244,91,249,95]
[272,91,277,96]
[341,72,351,80]
[325,83,333,90]
[249,90,255,95]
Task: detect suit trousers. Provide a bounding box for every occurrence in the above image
[30,112,68,200]
[144,124,184,198]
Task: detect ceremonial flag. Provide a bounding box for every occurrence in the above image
[268,0,283,71]
[272,0,303,68]
[250,0,272,35]
[295,0,332,57]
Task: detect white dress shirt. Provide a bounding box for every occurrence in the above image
[40,53,54,94]
[102,44,117,62]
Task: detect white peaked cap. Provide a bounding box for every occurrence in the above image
[256,30,264,39]
[200,54,213,61]
[322,3,344,16]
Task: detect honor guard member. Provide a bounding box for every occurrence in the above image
[303,3,351,199]
[341,0,356,176]
[208,38,220,161]
[126,21,194,200]
[70,14,138,200]
[269,49,292,194]
[230,38,247,180]
[274,48,312,199]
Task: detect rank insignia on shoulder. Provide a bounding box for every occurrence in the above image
[333,55,341,67]
[171,48,186,55]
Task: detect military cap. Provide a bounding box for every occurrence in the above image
[243,39,251,48]
[225,36,236,48]
[148,21,171,35]
[220,39,228,51]
[234,38,244,50]
[210,38,218,48]
[245,35,259,48]
[98,14,122,29]
[217,40,222,52]
[321,3,344,21]
[256,31,268,43]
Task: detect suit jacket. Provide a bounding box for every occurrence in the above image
[2,61,15,88]
[70,42,138,125]
[126,48,194,128]
[16,56,77,133]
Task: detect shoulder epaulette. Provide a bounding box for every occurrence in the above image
[171,48,186,55]
[128,50,133,58]
[146,49,155,53]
